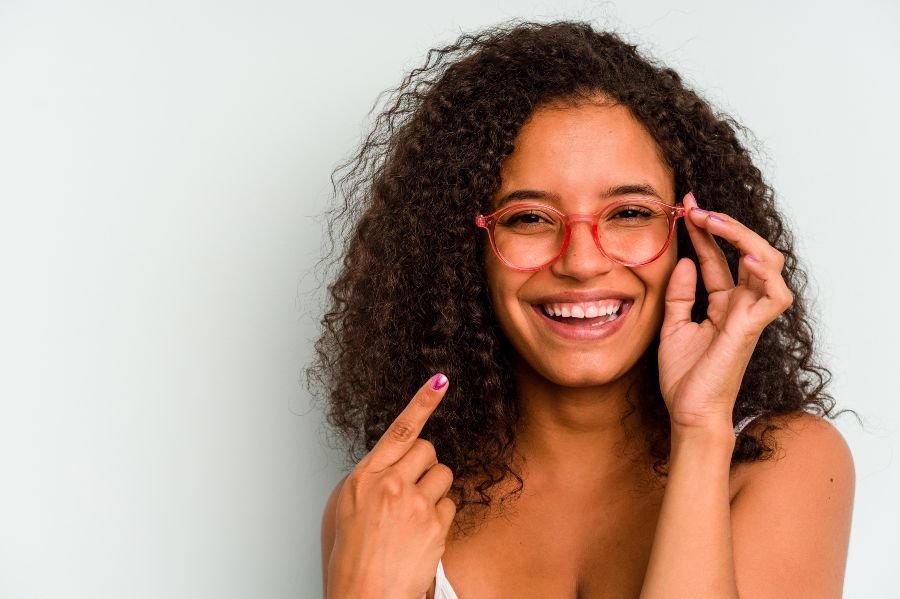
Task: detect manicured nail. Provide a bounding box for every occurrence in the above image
[430,373,448,390]
[687,191,698,207]
[709,214,726,223]
[746,254,760,262]
[692,207,709,216]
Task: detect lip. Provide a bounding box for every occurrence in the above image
[530,299,634,341]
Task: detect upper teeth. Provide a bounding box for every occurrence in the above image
[541,299,624,318]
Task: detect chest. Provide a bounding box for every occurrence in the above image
[433,483,667,599]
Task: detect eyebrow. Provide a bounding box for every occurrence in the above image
[493,183,664,210]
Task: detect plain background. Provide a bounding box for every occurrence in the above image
[1,0,898,597]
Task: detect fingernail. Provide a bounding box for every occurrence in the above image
[746,254,759,262]
[430,373,448,390]
[687,191,698,207]
[709,214,726,223]
[692,207,709,216]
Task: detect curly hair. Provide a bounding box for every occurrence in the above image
[305,19,845,534]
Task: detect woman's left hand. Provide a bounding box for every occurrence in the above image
[657,191,794,434]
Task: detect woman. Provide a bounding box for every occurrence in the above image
[312,20,855,598]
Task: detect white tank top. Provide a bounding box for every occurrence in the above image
[434,557,460,599]
[433,413,764,598]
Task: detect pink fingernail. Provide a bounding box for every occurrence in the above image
[692,207,709,216]
[709,214,726,223]
[746,254,759,262]
[687,191,699,207]
[430,373,448,390]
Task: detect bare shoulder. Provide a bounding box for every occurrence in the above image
[734,411,854,485]
[730,412,855,597]
[321,474,350,593]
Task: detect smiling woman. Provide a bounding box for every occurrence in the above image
[310,19,855,599]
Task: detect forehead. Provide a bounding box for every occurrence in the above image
[494,102,674,208]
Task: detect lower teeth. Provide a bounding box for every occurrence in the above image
[592,312,619,326]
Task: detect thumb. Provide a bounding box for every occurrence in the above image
[662,257,697,333]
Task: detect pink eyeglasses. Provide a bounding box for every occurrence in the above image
[475,198,685,271]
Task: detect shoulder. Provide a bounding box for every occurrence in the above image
[729,411,855,596]
[735,411,854,486]
[321,474,350,591]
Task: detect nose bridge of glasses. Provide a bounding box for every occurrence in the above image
[564,213,603,242]
[561,212,605,259]
[565,213,598,227]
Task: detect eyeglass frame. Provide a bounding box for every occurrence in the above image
[474,197,686,271]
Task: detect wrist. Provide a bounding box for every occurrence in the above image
[670,422,736,453]
[326,557,381,599]
[669,407,735,441]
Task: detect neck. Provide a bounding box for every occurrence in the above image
[510,353,655,491]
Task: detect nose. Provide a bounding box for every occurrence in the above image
[549,218,616,279]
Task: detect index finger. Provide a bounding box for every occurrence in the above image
[361,373,449,472]
[687,194,780,267]
[684,192,734,294]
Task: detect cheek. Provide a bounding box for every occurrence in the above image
[483,251,531,333]
[635,253,679,323]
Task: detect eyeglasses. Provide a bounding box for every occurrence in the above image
[475,198,685,271]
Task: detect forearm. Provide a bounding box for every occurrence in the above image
[640,426,738,599]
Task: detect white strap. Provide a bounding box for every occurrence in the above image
[734,414,762,436]
[435,558,460,599]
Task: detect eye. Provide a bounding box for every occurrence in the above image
[497,207,559,230]
[610,205,655,219]
[507,211,547,225]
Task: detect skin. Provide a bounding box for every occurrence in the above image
[320,99,855,598]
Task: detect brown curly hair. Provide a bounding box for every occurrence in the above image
[305,19,846,533]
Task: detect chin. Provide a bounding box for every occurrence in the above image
[517,350,638,389]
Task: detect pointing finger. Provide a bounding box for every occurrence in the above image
[361,373,449,472]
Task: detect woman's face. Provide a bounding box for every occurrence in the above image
[484,100,680,387]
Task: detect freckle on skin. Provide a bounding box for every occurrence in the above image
[829,478,834,483]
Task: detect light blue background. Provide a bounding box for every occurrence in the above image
[1,1,897,597]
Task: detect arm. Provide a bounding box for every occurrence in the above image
[639,425,738,598]
[730,414,854,597]
[640,413,855,598]
[321,475,348,596]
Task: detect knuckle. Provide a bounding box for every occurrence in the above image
[425,518,445,539]
[437,496,458,522]
[782,289,795,308]
[410,493,432,516]
[344,470,366,491]
[414,438,437,459]
[444,499,458,516]
[433,463,454,482]
[378,471,405,498]
[387,419,416,443]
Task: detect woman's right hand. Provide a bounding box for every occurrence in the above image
[325,373,457,599]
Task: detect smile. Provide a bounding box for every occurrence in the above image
[541,298,623,321]
[530,299,634,341]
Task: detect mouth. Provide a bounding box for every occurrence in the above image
[530,298,634,340]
